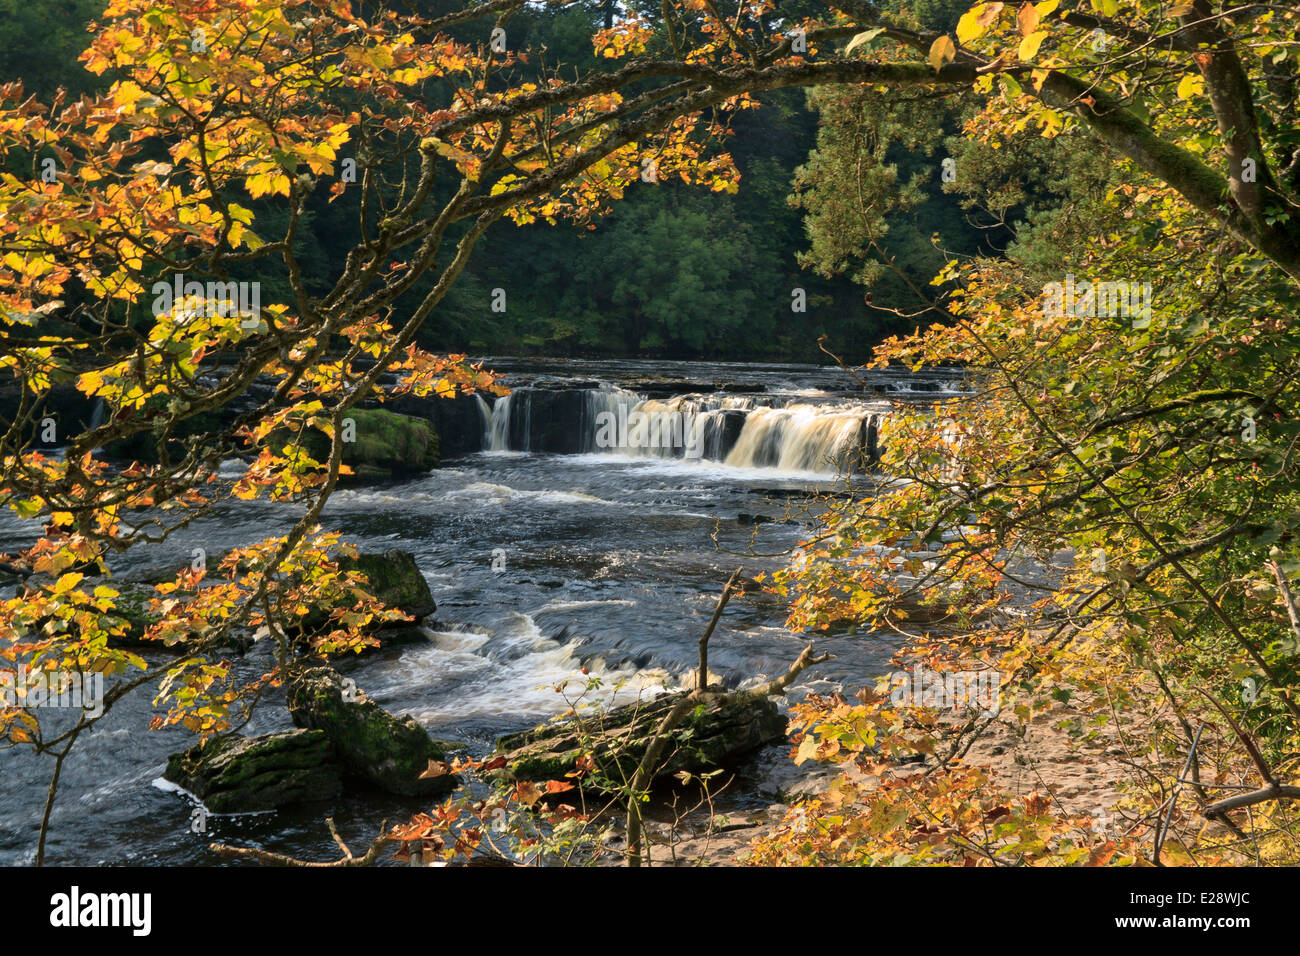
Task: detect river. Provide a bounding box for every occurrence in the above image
[0,358,968,865]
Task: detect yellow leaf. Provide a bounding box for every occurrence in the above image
[1018,30,1049,60]
[1034,0,1059,16]
[52,572,84,595]
[928,35,956,71]
[76,370,105,396]
[956,12,979,44]
[845,27,886,53]
[956,5,997,45]
[1177,74,1203,99]
[112,81,146,111]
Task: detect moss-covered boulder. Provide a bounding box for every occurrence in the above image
[287,408,439,482]
[338,549,436,620]
[163,729,344,813]
[96,548,432,652]
[296,548,436,645]
[493,690,786,785]
[287,667,456,797]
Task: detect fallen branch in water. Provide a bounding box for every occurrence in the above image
[210,817,393,867]
[699,567,744,691]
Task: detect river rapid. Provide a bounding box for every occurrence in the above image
[0,358,968,865]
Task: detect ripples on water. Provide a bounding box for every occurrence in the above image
[0,359,968,864]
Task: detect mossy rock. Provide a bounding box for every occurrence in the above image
[297,548,436,641]
[280,408,439,481]
[163,729,344,813]
[108,547,433,651]
[493,691,787,787]
[287,667,457,797]
[338,549,435,620]
[94,578,249,653]
[12,576,204,652]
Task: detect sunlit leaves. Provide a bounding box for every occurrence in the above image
[1017,30,1049,61]
[928,36,956,72]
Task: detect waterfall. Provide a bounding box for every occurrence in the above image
[581,387,641,453]
[724,406,867,472]
[476,384,882,472]
[476,392,515,451]
[474,394,493,448]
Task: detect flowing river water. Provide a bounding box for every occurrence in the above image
[0,358,969,865]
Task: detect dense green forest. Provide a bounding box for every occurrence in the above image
[0,0,1033,361]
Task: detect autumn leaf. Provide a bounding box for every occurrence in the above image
[1018,30,1049,60]
[418,759,452,779]
[928,36,956,72]
[844,27,886,54]
[1023,792,1052,817]
[956,4,1003,45]
[1017,3,1039,36]
[1176,75,1203,99]
[514,780,543,806]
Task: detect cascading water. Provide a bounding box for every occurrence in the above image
[724,405,872,472]
[477,383,884,473]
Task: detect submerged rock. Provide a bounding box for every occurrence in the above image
[494,690,786,784]
[163,729,343,813]
[287,667,456,797]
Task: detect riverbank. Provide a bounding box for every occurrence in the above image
[638,639,1246,867]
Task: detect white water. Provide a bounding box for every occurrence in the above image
[368,616,675,727]
[479,384,883,474]
[724,405,868,472]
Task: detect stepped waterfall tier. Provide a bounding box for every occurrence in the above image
[476,384,887,474]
